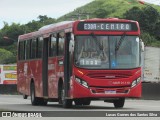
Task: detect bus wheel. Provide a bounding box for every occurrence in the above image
[23,94,28,99]
[74,99,91,106]
[30,82,39,105]
[113,98,125,108]
[39,98,48,106]
[83,100,91,105]
[60,85,72,108]
[74,99,83,105]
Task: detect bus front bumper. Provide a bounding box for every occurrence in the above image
[70,81,141,99]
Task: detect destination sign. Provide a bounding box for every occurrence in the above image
[77,22,138,31]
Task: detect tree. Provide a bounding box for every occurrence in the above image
[0,22,25,42]
[154,22,160,40]
[94,8,109,18]
[0,15,57,64]
[0,48,16,64]
[38,15,49,22]
[25,15,56,32]
[140,6,159,35]
[0,22,24,59]
[140,31,157,46]
[123,6,160,46]
[124,6,159,34]
[25,20,42,32]
[38,15,56,25]
[124,7,143,22]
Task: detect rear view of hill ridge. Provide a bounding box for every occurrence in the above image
[58,0,160,21]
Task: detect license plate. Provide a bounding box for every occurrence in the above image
[105,90,116,94]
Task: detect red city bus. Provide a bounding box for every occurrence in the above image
[17,18,143,108]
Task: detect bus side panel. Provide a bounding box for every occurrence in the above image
[17,60,43,97]
[17,61,26,94]
[48,57,58,98]
[28,60,43,97]
[56,56,64,96]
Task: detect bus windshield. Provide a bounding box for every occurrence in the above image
[74,35,140,69]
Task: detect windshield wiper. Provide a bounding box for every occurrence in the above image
[115,32,126,51]
[90,32,106,58]
[90,32,103,51]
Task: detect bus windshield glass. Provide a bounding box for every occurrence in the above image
[74,35,140,69]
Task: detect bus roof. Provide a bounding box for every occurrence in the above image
[18,21,74,40]
[39,21,73,30]
[77,18,137,22]
[18,18,138,41]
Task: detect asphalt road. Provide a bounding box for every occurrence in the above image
[0,95,160,120]
[0,95,160,111]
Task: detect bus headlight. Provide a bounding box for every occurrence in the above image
[131,77,141,88]
[75,77,81,83]
[81,81,88,88]
[137,77,141,83]
[75,77,89,88]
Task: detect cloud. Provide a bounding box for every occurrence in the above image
[0,0,93,28]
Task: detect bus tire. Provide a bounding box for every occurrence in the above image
[30,82,39,105]
[113,98,125,108]
[74,99,91,106]
[74,99,83,105]
[39,98,48,106]
[58,81,63,105]
[23,94,28,99]
[83,100,91,105]
[60,85,72,108]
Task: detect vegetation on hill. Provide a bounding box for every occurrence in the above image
[58,0,160,20]
[0,0,160,64]
[58,0,141,20]
[58,0,160,47]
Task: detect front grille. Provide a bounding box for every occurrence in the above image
[87,72,132,79]
[90,87,130,94]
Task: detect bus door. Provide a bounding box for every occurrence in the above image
[64,32,73,98]
[48,34,57,98]
[42,38,49,98]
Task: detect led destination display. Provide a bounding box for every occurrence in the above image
[77,22,138,31]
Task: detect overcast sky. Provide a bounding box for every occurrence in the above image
[0,0,159,29]
[0,0,93,29]
[145,0,160,5]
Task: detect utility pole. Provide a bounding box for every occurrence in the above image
[65,10,92,20]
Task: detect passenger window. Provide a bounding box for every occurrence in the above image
[19,41,25,60]
[58,32,65,56]
[31,39,37,59]
[49,34,57,57]
[25,40,31,60]
[37,37,43,58]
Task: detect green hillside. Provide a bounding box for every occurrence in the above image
[58,0,160,21]
[58,0,160,47]
[0,0,159,64]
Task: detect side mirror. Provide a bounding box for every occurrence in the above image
[69,34,74,53]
